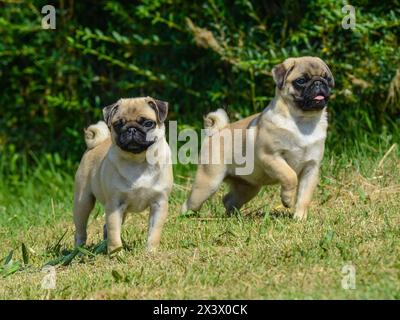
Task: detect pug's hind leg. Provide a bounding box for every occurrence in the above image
[73,191,95,247]
[103,223,108,240]
[223,182,261,215]
[181,164,226,214]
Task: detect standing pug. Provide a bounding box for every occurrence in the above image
[73,97,173,253]
[182,56,334,220]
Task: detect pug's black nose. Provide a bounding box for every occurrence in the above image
[314,80,322,89]
[127,127,136,134]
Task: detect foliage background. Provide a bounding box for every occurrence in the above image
[0,0,399,176]
[0,0,400,299]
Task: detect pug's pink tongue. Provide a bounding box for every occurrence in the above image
[314,95,325,101]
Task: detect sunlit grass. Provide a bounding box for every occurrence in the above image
[0,142,399,299]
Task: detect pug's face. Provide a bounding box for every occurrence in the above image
[103,97,168,154]
[272,57,335,111]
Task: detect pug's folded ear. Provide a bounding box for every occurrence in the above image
[272,61,295,90]
[103,103,119,127]
[148,99,168,123]
[315,57,335,88]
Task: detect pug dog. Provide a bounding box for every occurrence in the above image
[181,56,334,220]
[73,97,173,253]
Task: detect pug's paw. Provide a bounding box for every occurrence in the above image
[280,188,296,208]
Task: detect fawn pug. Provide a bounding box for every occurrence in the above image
[182,56,334,220]
[73,97,173,253]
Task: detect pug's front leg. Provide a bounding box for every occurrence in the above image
[294,163,320,220]
[105,203,126,254]
[259,154,298,208]
[147,197,168,252]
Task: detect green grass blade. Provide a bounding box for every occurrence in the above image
[44,256,65,267]
[4,250,13,265]
[2,261,21,277]
[61,248,79,266]
[77,246,96,257]
[92,240,107,254]
[111,270,123,282]
[49,230,68,254]
[21,243,29,266]
[177,209,200,220]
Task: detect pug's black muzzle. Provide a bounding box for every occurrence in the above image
[116,126,156,154]
[294,77,331,111]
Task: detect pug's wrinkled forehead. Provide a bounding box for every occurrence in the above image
[272,57,335,89]
[116,98,158,121]
[103,97,169,127]
[287,58,333,82]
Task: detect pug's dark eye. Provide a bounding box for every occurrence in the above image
[113,119,125,129]
[295,77,307,85]
[142,119,155,128]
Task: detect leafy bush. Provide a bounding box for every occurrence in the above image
[0,0,399,168]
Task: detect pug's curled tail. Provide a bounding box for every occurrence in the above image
[84,121,110,149]
[203,109,229,135]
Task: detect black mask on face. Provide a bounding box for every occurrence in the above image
[113,118,157,154]
[292,76,331,111]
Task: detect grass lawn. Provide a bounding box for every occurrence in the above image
[0,146,399,299]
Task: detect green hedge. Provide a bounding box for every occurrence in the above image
[0,0,399,162]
